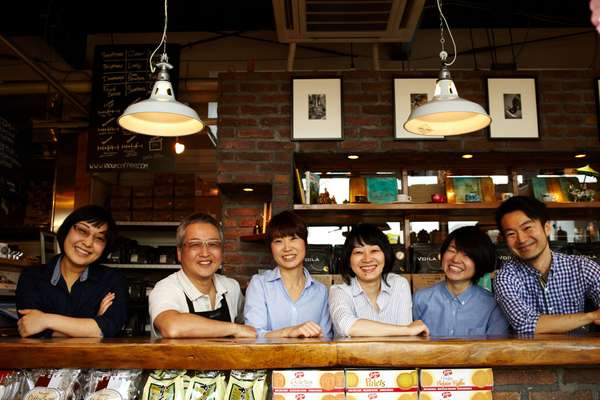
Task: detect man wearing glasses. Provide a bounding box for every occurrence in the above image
[149,213,256,338]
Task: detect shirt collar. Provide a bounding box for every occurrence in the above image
[177,269,228,301]
[50,255,89,286]
[266,267,313,289]
[513,251,557,277]
[443,282,476,304]
[350,276,391,297]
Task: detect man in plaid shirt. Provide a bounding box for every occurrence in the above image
[493,196,600,334]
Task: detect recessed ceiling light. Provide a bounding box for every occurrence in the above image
[462,154,474,159]
[574,153,587,159]
[347,155,359,160]
[243,187,254,192]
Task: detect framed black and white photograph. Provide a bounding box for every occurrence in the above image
[292,78,343,140]
[394,78,444,140]
[487,78,540,139]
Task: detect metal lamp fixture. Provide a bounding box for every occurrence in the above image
[404,0,491,136]
[118,0,203,137]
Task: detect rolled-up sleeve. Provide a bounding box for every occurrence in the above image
[583,258,600,308]
[328,285,359,337]
[243,275,270,337]
[493,270,539,334]
[93,270,128,338]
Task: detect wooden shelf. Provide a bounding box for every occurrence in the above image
[105,263,180,270]
[0,334,599,369]
[293,202,600,224]
[240,234,267,242]
[0,259,39,268]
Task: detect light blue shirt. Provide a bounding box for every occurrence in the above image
[412,281,509,337]
[244,267,333,338]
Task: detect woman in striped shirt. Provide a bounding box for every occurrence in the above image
[329,223,429,337]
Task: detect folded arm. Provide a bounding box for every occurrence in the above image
[154,310,256,338]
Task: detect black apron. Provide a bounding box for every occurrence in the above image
[185,293,232,322]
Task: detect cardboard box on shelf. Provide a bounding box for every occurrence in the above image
[111,211,131,222]
[173,197,195,210]
[132,197,153,210]
[174,173,195,186]
[153,185,173,198]
[153,197,174,210]
[132,186,153,198]
[131,210,152,221]
[174,185,195,197]
[411,274,445,293]
[110,197,131,211]
[152,210,174,222]
[112,185,132,198]
[311,274,333,288]
[419,369,494,391]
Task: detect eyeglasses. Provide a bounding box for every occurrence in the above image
[183,240,222,252]
[72,223,107,245]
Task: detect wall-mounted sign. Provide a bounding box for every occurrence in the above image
[88,44,180,171]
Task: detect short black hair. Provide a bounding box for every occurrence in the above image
[495,195,549,233]
[56,205,117,263]
[339,223,394,285]
[440,226,497,283]
[266,210,308,243]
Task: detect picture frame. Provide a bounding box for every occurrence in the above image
[292,78,343,140]
[486,77,540,139]
[393,78,444,140]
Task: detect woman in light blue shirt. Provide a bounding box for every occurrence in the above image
[244,211,332,338]
[412,226,509,337]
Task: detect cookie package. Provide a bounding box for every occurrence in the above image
[345,369,418,400]
[272,370,345,400]
[419,369,493,391]
[418,391,493,400]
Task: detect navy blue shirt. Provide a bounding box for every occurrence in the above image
[16,255,128,338]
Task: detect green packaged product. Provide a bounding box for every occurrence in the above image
[142,370,187,400]
[225,371,268,400]
[185,371,226,400]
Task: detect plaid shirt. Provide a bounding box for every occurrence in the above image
[493,252,600,334]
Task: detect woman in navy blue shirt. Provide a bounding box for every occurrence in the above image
[16,205,127,338]
[412,226,508,337]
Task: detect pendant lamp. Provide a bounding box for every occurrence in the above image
[118,0,203,137]
[404,0,491,136]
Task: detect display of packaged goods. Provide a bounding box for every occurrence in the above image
[419,391,492,400]
[272,370,345,392]
[23,369,83,400]
[185,371,226,400]
[226,370,268,400]
[571,243,600,263]
[142,370,187,400]
[0,370,23,400]
[345,369,418,400]
[305,245,333,274]
[411,244,442,273]
[84,369,143,400]
[419,369,493,391]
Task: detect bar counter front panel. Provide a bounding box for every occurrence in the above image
[1,335,599,370]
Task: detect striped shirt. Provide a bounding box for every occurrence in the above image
[329,273,412,337]
[493,252,600,334]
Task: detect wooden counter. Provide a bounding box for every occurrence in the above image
[1,334,600,370]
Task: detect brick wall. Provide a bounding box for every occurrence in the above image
[494,366,600,399]
[217,70,600,283]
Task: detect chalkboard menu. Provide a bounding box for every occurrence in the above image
[88,44,181,171]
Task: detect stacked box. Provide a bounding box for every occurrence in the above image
[411,244,442,273]
[153,175,174,221]
[345,369,418,400]
[110,185,132,221]
[272,370,345,400]
[173,173,195,219]
[419,369,493,400]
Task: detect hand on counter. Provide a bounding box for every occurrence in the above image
[17,309,48,337]
[407,320,430,336]
[234,323,257,338]
[288,321,323,338]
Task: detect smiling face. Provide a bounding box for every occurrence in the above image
[177,222,223,282]
[270,235,306,271]
[501,210,551,264]
[349,242,385,284]
[62,221,108,269]
[442,239,476,284]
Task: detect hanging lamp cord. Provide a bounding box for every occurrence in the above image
[437,0,457,66]
[149,0,169,73]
